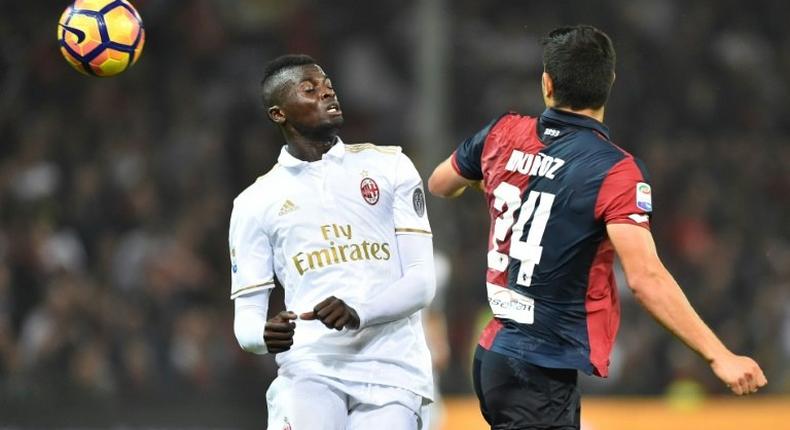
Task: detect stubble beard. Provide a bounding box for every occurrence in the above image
[296,117,344,142]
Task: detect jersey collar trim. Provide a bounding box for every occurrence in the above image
[277,137,346,168]
[541,108,610,140]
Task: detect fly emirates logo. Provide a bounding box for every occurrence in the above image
[292,223,391,276]
[505,150,565,179]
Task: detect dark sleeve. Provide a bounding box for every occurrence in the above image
[451,116,503,181]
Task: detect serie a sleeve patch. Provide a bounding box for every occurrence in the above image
[635,182,652,212]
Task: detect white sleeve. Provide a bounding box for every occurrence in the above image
[352,233,436,328]
[233,289,270,354]
[229,198,275,299]
[393,152,432,236]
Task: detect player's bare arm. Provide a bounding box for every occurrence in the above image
[300,297,360,330]
[264,310,298,353]
[607,223,767,395]
[428,156,482,198]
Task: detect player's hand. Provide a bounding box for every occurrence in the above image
[264,311,297,354]
[300,296,360,330]
[710,353,767,395]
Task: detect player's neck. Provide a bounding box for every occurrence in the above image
[285,135,337,162]
[552,106,605,123]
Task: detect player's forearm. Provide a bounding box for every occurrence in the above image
[427,175,467,198]
[428,157,471,198]
[351,234,436,328]
[233,290,270,354]
[629,269,729,362]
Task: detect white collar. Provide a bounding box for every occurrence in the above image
[277,137,345,169]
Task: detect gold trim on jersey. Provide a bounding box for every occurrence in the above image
[394,228,432,235]
[345,143,401,154]
[230,280,275,299]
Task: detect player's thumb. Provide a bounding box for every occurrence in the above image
[299,311,316,320]
[277,311,298,321]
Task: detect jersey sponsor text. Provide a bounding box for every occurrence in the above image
[292,223,391,275]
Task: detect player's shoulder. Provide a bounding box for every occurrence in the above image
[233,164,282,207]
[344,142,403,156]
[591,141,651,181]
[490,112,539,135]
[567,124,633,161]
[597,139,645,170]
[471,112,541,159]
[344,143,410,172]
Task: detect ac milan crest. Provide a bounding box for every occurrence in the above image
[360,177,380,205]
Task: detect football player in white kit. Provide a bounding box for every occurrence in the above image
[229,54,436,430]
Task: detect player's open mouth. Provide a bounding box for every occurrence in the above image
[327,102,342,115]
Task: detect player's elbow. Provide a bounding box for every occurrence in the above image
[408,264,437,309]
[626,269,668,303]
[420,272,437,308]
[626,270,656,292]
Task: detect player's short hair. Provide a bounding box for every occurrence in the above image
[541,25,616,110]
[260,54,317,107]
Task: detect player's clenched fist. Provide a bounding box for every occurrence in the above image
[301,296,360,330]
[710,353,768,395]
[264,311,297,353]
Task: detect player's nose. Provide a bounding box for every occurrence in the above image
[321,85,335,99]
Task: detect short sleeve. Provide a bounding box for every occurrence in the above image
[595,157,653,229]
[393,153,432,236]
[451,116,502,180]
[229,199,275,299]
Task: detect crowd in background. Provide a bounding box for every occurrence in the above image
[0,0,788,424]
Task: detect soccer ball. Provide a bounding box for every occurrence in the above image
[57,0,145,77]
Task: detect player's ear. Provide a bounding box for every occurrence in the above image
[542,72,554,99]
[268,105,285,124]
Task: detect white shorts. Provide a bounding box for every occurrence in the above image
[265,373,431,430]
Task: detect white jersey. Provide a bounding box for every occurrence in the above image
[229,139,434,400]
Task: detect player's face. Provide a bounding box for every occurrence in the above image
[279,65,343,136]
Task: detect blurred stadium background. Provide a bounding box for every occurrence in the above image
[1,0,788,428]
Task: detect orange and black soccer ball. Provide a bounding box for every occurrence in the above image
[57,0,145,77]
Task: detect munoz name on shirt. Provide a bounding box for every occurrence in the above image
[505,150,565,179]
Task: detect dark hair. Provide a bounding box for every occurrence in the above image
[260,54,317,107]
[541,25,615,110]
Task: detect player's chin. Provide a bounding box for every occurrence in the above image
[302,116,343,138]
[323,114,344,128]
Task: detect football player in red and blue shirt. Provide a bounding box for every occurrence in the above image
[429,25,766,429]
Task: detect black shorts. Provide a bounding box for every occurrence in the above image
[473,345,581,430]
